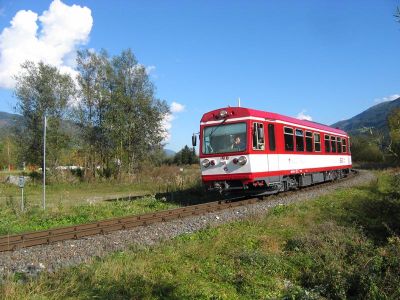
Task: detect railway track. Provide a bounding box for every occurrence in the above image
[0,170,358,252]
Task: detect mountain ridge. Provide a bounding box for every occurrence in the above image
[331,98,400,134]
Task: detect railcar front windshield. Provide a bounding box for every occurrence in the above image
[202,122,247,154]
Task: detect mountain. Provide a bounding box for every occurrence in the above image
[0,111,79,138]
[332,97,400,135]
[0,112,22,138]
[164,149,176,157]
[0,111,22,128]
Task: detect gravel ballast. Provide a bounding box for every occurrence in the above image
[0,170,375,279]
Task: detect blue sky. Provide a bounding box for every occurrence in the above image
[0,0,400,151]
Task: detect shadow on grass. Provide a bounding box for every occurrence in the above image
[67,274,181,300]
[104,194,153,202]
[354,162,400,170]
[104,184,223,206]
[154,186,221,206]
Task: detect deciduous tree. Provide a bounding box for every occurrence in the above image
[388,108,400,160]
[14,61,76,168]
[174,145,198,165]
[75,49,169,178]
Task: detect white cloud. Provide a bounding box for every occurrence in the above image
[162,101,185,141]
[145,65,156,75]
[0,0,93,89]
[171,101,185,113]
[296,109,313,121]
[374,94,400,103]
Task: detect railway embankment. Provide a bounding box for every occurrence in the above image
[0,170,374,278]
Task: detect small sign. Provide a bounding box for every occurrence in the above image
[18,176,25,188]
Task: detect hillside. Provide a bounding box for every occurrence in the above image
[0,111,21,138]
[164,149,176,157]
[0,111,21,128]
[332,97,400,134]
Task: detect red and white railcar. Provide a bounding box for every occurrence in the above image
[195,107,352,195]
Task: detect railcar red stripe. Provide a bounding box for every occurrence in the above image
[201,165,352,182]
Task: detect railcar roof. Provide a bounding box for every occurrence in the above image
[200,107,348,136]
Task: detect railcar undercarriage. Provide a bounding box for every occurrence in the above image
[205,169,351,197]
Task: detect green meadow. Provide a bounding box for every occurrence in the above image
[2,170,399,299]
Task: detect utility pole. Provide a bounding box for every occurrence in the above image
[43,115,47,210]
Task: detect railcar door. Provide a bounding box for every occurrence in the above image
[252,122,268,173]
[252,122,279,174]
[266,123,278,172]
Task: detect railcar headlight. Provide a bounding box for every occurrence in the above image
[219,110,228,118]
[238,156,247,165]
[202,159,211,168]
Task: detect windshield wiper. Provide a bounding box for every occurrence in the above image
[207,118,227,138]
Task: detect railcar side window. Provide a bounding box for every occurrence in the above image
[284,127,294,151]
[331,136,337,152]
[252,122,265,150]
[342,138,347,153]
[305,131,313,152]
[325,135,331,152]
[268,124,276,151]
[295,129,304,152]
[337,137,342,153]
[314,133,321,152]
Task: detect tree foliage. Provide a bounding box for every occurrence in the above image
[349,107,400,165]
[14,61,76,167]
[350,135,384,163]
[0,136,18,170]
[388,107,400,160]
[75,49,169,178]
[173,145,198,165]
[11,49,170,177]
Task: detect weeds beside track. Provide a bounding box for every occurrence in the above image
[0,171,358,252]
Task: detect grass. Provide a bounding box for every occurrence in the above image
[0,165,203,234]
[1,170,399,299]
[0,181,149,209]
[0,195,179,235]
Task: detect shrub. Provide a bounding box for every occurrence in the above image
[285,222,400,299]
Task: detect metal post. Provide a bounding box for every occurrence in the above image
[43,115,46,210]
[19,176,25,212]
[21,187,24,212]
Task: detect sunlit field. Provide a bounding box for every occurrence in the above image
[0,165,202,234]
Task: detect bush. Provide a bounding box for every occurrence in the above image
[338,174,400,244]
[285,221,400,299]
[70,167,83,179]
[28,170,41,182]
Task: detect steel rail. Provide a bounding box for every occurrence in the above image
[0,171,357,252]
